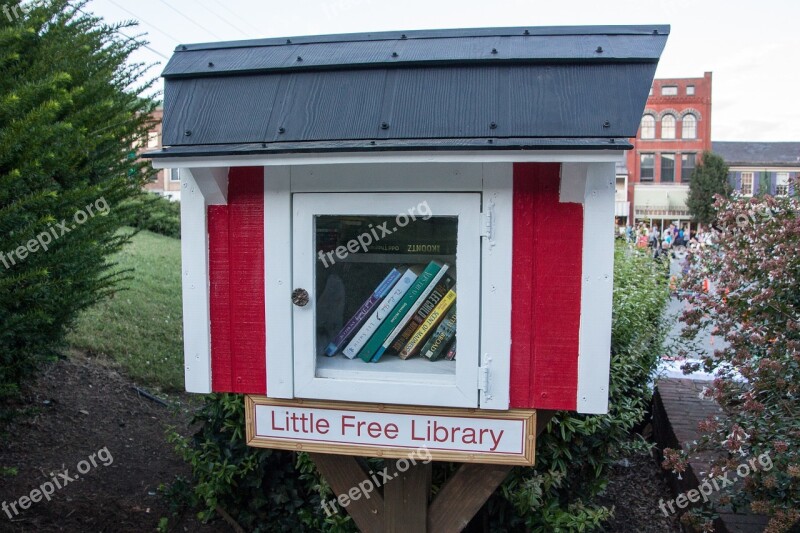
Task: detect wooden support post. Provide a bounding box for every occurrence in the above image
[309,410,556,533]
[384,460,431,533]
[428,463,513,532]
[309,453,385,532]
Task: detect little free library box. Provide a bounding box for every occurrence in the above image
[146,25,667,468]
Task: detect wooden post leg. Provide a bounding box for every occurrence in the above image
[384,460,432,533]
[309,453,384,533]
[427,463,513,532]
[426,409,555,533]
[310,410,557,533]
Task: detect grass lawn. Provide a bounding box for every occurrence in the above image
[67,229,184,391]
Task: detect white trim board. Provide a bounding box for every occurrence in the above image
[479,163,513,410]
[567,162,616,414]
[150,150,625,169]
[264,167,294,398]
[180,169,213,393]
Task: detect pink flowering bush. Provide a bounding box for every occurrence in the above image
[673,179,800,531]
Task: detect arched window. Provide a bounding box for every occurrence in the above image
[640,115,655,139]
[682,114,697,139]
[661,114,676,139]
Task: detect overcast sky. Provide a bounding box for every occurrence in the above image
[86,0,800,142]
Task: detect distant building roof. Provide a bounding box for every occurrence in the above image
[148,25,668,158]
[713,142,800,167]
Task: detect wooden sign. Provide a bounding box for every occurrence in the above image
[245,396,537,465]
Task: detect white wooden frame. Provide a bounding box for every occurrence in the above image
[150,150,625,170]
[264,167,294,398]
[177,156,620,414]
[479,164,513,410]
[290,192,482,408]
[562,162,616,414]
[179,168,228,393]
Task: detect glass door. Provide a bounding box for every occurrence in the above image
[292,192,481,408]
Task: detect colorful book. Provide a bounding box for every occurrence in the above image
[372,264,450,362]
[343,269,417,359]
[445,340,457,361]
[324,268,401,356]
[400,288,456,359]
[364,262,442,362]
[420,307,456,361]
[389,274,455,353]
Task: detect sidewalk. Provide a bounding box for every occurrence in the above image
[653,378,769,532]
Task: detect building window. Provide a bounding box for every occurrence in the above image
[640,115,655,139]
[640,154,655,181]
[661,86,678,96]
[661,114,676,139]
[682,114,697,139]
[686,85,695,95]
[661,153,675,182]
[681,153,696,182]
[147,131,160,148]
[776,172,789,196]
[741,172,754,196]
[168,168,180,182]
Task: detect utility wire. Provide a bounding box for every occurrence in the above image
[75,4,171,60]
[194,0,253,38]
[157,0,224,40]
[208,0,263,36]
[139,42,170,61]
[105,0,180,46]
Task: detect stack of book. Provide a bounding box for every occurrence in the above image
[324,261,457,363]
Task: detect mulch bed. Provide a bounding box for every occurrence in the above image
[600,451,683,532]
[1,353,684,533]
[0,354,223,532]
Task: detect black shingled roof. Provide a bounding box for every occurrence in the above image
[713,142,800,167]
[149,26,668,158]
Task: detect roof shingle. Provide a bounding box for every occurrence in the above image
[149,26,668,158]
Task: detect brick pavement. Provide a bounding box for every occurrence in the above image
[653,378,770,532]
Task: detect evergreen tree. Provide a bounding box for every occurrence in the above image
[686,151,731,226]
[0,0,156,403]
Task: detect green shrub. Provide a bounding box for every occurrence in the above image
[670,185,800,532]
[0,1,156,408]
[166,243,669,531]
[165,394,349,532]
[121,193,181,238]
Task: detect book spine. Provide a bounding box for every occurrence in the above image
[343,269,417,359]
[374,264,450,361]
[445,340,457,361]
[399,289,456,359]
[366,262,443,362]
[421,308,456,361]
[389,276,454,353]
[324,268,401,356]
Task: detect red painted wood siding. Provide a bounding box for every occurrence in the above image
[510,163,583,410]
[208,167,266,394]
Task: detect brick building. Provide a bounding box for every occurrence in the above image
[624,72,713,230]
[142,107,182,200]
